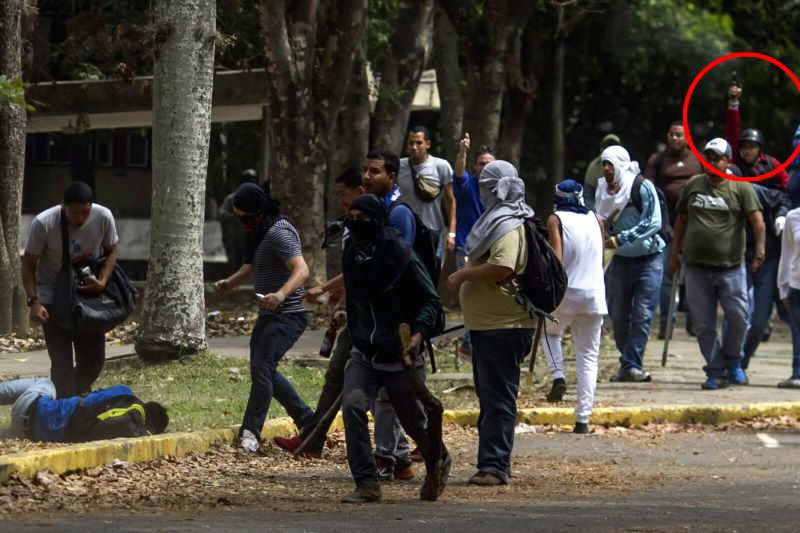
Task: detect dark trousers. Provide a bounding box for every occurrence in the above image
[42,317,105,399]
[470,328,533,482]
[241,312,314,437]
[300,326,353,454]
[342,349,448,484]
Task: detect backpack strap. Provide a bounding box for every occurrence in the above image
[59,207,70,270]
[629,175,646,212]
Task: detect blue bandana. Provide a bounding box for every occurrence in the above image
[554,179,590,214]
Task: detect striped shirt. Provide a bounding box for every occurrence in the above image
[251,218,306,314]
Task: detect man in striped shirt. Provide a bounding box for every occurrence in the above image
[213,183,315,453]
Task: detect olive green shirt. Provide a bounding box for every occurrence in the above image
[676,174,762,267]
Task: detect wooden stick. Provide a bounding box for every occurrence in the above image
[525,316,544,387]
[400,323,446,501]
[293,392,343,457]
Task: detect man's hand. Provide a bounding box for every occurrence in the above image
[446,270,463,292]
[403,332,424,363]
[729,85,742,102]
[604,236,620,249]
[446,234,456,252]
[78,275,106,294]
[30,302,49,324]
[304,285,325,304]
[670,252,681,275]
[751,254,765,272]
[775,216,786,236]
[258,291,285,311]
[214,278,233,294]
[458,133,470,154]
[782,298,790,312]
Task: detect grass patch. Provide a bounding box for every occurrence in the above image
[91,352,326,433]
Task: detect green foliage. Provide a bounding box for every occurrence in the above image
[367,0,399,70]
[0,75,33,111]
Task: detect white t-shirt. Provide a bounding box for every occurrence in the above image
[25,204,118,304]
[553,210,607,315]
[397,155,453,233]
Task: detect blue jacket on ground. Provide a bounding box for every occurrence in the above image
[452,171,485,250]
[32,385,135,442]
[608,179,665,257]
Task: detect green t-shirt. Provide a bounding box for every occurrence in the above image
[676,174,762,267]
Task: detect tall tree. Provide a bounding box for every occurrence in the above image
[135,0,216,361]
[440,0,535,153]
[432,7,463,165]
[258,0,368,285]
[370,0,434,152]
[0,0,30,334]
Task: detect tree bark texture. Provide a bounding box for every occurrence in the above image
[432,7,463,165]
[441,0,534,154]
[550,35,566,182]
[135,0,216,361]
[370,0,434,152]
[0,0,28,334]
[259,0,367,286]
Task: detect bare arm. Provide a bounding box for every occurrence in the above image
[214,263,254,294]
[443,183,457,251]
[670,213,688,273]
[79,243,119,293]
[21,253,48,324]
[454,133,469,178]
[305,273,344,303]
[259,255,310,310]
[748,210,766,271]
[453,263,513,285]
[547,214,563,261]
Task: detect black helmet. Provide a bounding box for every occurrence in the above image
[240,168,258,183]
[740,128,764,146]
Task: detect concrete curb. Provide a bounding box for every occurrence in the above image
[1,401,798,483]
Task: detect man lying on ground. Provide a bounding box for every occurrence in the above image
[0,377,168,442]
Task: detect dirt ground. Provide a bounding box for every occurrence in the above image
[3,416,799,522]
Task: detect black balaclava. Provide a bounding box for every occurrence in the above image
[342,194,411,301]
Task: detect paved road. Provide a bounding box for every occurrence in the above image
[6,429,800,531]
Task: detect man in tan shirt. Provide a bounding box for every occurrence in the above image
[448,160,534,487]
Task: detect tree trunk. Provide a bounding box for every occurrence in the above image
[432,7,463,165]
[0,0,27,334]
[370,0,434,152]
[259,0,367,286]
[446,1,534,154]
[135,0,216,361]
[550,35,566,182]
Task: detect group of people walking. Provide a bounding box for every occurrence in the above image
[15,83,800,504]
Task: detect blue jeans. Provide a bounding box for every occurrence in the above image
[470,328,533,482]
[782,289,800,378]
[684,264,749,379]
[608,252,663,371]
[0,378,56,439]
[241,312,314,437]
[740,257,800,370]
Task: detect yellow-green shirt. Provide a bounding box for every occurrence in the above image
[460,226,535,331]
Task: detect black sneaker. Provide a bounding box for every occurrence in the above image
[375,458,394,481]
[573,422,589,434]
[546,378,567,402]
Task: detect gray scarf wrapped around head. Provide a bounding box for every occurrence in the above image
[465,160,535,262]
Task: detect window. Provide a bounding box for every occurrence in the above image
[50,134,70,165]
[30,133,50,164]
[94,137,113,167]
[127,131,149,168]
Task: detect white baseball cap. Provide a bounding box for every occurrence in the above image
[703,138,732,158]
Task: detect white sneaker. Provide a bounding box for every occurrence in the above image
[240,429,259,452]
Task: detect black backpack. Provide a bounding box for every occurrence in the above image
[65,392,150,442]
[630,174,673,244]
[389,201,446,371]
[517,217,568,314]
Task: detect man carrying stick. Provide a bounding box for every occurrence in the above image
[339,194,449,503]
